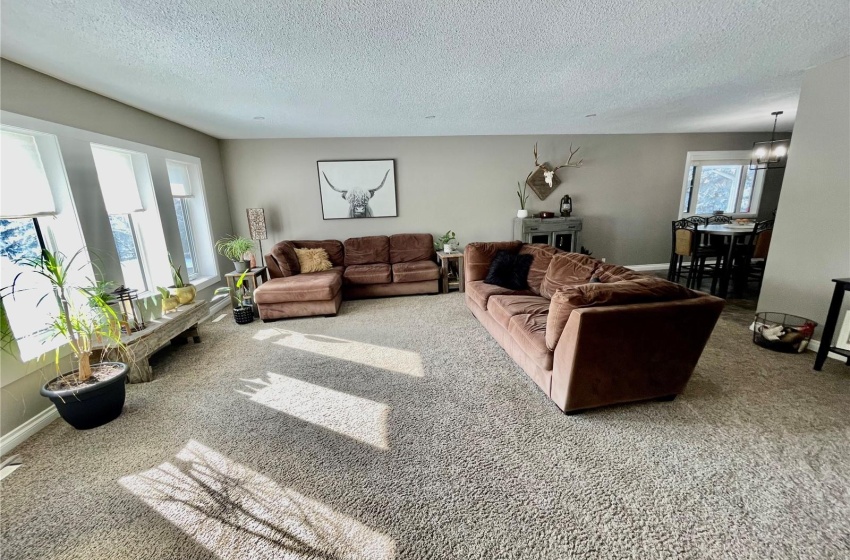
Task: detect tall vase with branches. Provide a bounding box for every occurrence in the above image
[516,181,530,218]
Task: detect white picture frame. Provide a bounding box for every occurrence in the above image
[317,159,398,220]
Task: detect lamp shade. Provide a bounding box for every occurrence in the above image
[1,129,57,218]
[246,208,267,240]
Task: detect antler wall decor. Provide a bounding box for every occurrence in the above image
[525,142,583,200]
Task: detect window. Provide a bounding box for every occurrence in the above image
[0,126,85,360]
[91,144,149,292]
[166,158,217,286]
[680,151,766,218]
[167,161,198,280]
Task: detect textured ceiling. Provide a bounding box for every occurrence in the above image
[1,1,848,139]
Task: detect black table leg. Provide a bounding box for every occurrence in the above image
[718,236,736,298]
[814,283,845,371]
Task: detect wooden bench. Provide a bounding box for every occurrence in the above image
[96,300,210,383]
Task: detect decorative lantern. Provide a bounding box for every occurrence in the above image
[111,285,146,335]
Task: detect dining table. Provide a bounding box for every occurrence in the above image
[696,223,755,298]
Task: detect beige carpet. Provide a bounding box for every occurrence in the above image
[1,293,848,559]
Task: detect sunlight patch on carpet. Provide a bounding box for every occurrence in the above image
[238,372,390,450]
[253,328,424,377]
[119,440,395,560]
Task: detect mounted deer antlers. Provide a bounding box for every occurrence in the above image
[526,142,583,189]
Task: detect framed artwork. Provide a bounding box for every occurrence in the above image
[317,159,397,220]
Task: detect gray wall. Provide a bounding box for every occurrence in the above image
[759,57,850,339]
[221,132,776,266]
[0,59,234,437]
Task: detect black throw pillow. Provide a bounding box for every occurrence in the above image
[484,251,533,290]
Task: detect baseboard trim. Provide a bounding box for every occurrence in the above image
[0,406,59,457]
[806,339,847,363]
[625,263,670,271]
[204,297,230,322]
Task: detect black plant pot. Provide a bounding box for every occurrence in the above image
[40,362,129,430]
[233,306,254,324]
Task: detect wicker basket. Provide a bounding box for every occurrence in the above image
[753,312,816,353]
[233,306,254,325]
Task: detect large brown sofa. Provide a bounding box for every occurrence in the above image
[255,233,440,321]
[464,242,724,414]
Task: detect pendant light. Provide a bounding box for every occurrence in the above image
[750,111,790,170]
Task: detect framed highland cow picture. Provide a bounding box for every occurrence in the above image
[317,159,398,220]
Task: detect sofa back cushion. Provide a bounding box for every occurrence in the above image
[344,236,390,266]
[544,276,697,350]
[292,240,345,267]
[464,241,523,282]
[518,244,559,295]
[389,233,434,264]
[267,241,301,278]
[593,263,645,283]
[539,253,600,299]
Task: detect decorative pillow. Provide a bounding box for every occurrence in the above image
[484,251,533,290]
[294,248,333,273]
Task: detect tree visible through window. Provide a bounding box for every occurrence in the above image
[681,152,764,217]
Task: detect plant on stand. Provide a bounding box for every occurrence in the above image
[168,253,196,304]
[214,270,254,324]
[215,235,255,272]
[435,231,458,253]
[516,181,529,218]
[1,249,131,430]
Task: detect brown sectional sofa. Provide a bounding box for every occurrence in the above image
[465,242,724,414]
[256,233,440,321]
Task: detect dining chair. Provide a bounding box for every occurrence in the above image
[733,219,774,290]
[668,219,723,291]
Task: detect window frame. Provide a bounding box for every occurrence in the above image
[173,197,199,280]
[679,151,766,219]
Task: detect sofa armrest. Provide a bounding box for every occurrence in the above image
[463,241,523,286]
[550,295,724,413]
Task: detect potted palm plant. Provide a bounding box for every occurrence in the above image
[1,249,129,430]
[215,235,255,272]
[168,253,196,304]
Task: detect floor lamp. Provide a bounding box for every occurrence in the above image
[246,208,268,269]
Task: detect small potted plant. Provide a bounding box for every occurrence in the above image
[157,286,180,314]
[214,270,254,324]
[1,249,130,430]
[435,231,457,253]
[516,181,529,218]
[215,235,255,272]
[168,253,196,304]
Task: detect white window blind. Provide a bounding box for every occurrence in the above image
[91,144,144,213]
[0,129,57,218]
[167,160,193,197]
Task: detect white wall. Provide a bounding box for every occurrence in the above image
[758,57,850,338]
[221,132,776,266]
[0,59,234,438]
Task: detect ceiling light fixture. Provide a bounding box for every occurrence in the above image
[585,113,597,118]
[425,115,436,119]
[253,116,265,120]
[750,111,790,170]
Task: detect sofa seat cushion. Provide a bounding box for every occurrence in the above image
[508,313,553,370]
[488,295,550,330]
[539,253,600,299]
[254,267,343,304]
[392,261,439,283]
[344,263,392,285]
[390,233,435,263]
[518,244,560,295]
[344,236,390,266]
[466,280,533,311]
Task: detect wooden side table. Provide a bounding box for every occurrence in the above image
[814,278,850,370]
[224,267,269,317]
[436,251,464,293]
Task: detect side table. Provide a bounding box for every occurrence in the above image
[814,278,850,370]
[224,267,269,317]
[436,251,464,294]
